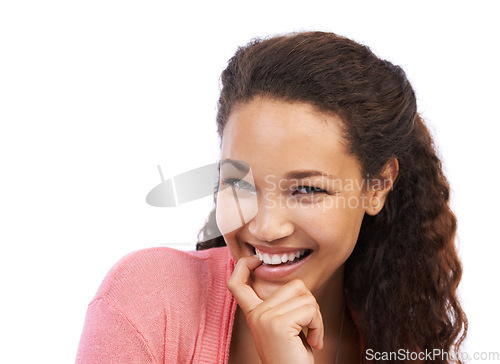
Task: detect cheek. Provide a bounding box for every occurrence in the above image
[294,199,365,250]
[215,188,258,236]
[216,196,256,261]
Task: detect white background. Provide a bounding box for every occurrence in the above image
[1,1,499,362]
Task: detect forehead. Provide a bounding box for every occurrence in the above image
[221,98,357,176]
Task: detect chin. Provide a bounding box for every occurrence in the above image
[250,276,287,300]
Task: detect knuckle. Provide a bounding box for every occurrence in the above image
[305,302,316,311]
[302,294,317,306]
[305,303,318,315]
[289,279,306,292]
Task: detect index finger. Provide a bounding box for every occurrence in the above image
[227,255,263,314]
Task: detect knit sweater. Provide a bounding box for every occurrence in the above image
[76,246,237,363]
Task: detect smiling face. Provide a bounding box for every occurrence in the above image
[216,97,379,300]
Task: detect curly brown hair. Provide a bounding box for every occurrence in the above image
[196,31,467,363]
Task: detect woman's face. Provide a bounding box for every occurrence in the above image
[216,97,374,300]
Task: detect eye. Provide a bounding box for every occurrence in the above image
[293,185,328,195]
[222,178,256,192]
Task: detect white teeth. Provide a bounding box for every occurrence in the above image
[254,248,307,265]
[271,255,281,264]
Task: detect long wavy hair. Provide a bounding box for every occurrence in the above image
[196,31,467,363]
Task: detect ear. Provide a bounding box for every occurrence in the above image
[365,157,399,216]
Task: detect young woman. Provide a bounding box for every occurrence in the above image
[77,31,467,363]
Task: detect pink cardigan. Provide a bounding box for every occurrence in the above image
[76,246,237,363]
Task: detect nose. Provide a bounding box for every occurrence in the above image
[248,195,294,242]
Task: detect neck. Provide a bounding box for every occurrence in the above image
[313,265,345,337]
[310,265,356,364]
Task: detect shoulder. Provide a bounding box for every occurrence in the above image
[91,245,234,307]
[80,246,236,362]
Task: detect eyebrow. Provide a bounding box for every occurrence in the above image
[221,159,337,180]
[220,159,249,173]
[284,170,338,180]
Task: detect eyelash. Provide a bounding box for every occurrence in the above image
[293,185,328,195]
[221,178,255,192]
[221,179,328,195]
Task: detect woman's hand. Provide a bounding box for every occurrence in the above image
[227,255,324,364]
